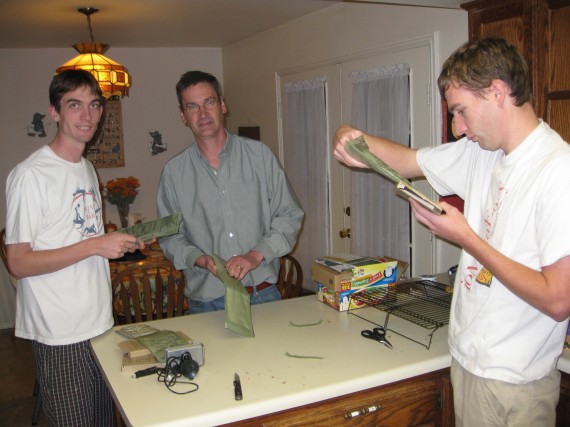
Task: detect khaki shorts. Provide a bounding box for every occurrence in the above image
[451,357,560,427]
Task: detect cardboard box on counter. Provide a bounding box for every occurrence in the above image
[313,254,408,312]
[312,254,405,292]
[316,283,379,312]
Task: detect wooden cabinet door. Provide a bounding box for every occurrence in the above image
[462,0,570,143]
[536,0,570,142]
[462,0,529,60]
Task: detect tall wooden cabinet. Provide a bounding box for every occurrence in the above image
[461,0,570,143]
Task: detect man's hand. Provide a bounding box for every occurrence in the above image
[225,250,264,281]
[98,232,149,260]
[333,125,421,179]
[195,255,218,276]
[409,199,474,248]
[333,125,368,168]
[410,198,570,320]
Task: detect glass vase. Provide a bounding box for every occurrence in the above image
[117,203,130,229]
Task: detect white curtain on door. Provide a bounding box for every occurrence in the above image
[283,77,329,291]
[350,63,411,264]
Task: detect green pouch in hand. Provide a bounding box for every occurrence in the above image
[213,254,255,337]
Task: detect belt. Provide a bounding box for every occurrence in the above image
[245,281,273,295]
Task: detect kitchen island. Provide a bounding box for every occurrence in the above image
[91,294,570,426]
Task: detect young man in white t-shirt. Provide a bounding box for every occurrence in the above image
[5,70,147,426]
[333,37,570,426]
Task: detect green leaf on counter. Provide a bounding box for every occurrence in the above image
[289,320,323,327]
[285,352,325,360]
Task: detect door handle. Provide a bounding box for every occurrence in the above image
[339,228,351,239]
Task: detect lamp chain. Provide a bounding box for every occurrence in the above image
[85,14,95,44]
[78,7,99,44]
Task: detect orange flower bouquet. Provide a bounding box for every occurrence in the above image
[104,176,140,228]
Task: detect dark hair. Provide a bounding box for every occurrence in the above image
[49,70,103,112]
[438,37,532,106]
[176,71,222,107]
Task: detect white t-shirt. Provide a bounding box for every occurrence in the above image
[6,145,113,345]
[417,121,570,384]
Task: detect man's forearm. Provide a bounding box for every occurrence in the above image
[462,231,569,320]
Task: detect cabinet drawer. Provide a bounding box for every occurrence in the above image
[228,369,450,427]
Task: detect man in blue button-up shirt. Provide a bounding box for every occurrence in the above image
[157,71,303,313]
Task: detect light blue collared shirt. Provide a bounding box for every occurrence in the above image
[157,131,304,301]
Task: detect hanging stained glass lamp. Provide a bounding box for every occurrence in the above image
[56,7,131,98]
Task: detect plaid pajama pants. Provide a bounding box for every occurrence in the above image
[32,340,114,427]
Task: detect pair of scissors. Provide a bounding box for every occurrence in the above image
[361,326,393,349]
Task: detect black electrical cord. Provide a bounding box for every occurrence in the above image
[156,354,199,395]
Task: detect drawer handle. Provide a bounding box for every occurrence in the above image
[344,404,382,420]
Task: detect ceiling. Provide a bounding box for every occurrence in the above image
[0,0,464,49]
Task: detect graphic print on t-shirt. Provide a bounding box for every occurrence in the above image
[484,180,509,242]
[475,267,493,287]
[72,187,102,237]
[463,180,508,291]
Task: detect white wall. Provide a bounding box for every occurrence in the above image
[222,3,467,154]
[222,2,466,273]
[0,2,467,328]
[0,47,222,328]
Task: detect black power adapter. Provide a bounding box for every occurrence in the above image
[158,352,200,395]
[176,352,200,380]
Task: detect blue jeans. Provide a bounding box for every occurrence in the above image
[189,284,281,314]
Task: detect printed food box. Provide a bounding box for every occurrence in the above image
[316,282,394,312]
[311,254,399,292]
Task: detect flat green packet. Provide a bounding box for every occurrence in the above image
[136,330,188,363]
[118,213,182,241]
[345,136,409,185]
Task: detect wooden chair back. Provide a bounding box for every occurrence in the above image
[0,228,8,269]
[277,254,303,299]
[111,260,187,324]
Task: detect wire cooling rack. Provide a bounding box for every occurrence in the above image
[348,279,452,349]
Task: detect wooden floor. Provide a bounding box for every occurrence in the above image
[0,328,46,426]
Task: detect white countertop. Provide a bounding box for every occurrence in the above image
[91,294,570,427]
[91,295,453,427]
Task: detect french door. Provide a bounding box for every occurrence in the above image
[279,38,440,286]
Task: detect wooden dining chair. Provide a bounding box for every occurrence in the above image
[277,254,304,299]
[111,260,188,325]
[0,227,7,266]
[111,260,188,427]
